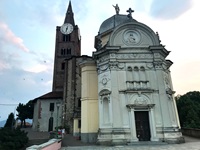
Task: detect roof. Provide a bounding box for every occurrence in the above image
[99,14,137,34]
[33,91,63,103]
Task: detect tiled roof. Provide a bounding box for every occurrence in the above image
[33,91,63,103]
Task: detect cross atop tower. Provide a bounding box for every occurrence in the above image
[127,8,134,18]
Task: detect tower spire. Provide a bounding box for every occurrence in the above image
[64,1,75,25]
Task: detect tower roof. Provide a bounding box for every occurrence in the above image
[64,1,75,25]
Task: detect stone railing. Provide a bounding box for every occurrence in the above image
[181,128,200,138]
[26,139,61,150]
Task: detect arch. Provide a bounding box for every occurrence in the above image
[127,66,133,81]
[99,89,111,96]
[109,22,160,47]
[133,66,139,81]
[129,93,151,105]
[139,66,146,81]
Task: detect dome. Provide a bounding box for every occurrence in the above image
[99,14,137,34]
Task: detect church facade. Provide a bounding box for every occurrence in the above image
[80,6,184,145]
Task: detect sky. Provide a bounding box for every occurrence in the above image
[0,0,200,121]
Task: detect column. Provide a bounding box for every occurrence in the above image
[129,108,138,141]
[149,108,158,141]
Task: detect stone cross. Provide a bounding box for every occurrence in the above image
[127,8,134,18]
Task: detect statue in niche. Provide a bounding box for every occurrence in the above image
[113,4,120,15]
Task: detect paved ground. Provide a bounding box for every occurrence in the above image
[22,128,50,147]
[60,135,200,150]
[23,128,200,150]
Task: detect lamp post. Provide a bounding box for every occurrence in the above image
[56,102,61,138]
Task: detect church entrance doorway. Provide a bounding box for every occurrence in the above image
[135,111,151,141]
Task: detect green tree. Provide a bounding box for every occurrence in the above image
[26,100,34,119]
[16,100,34,128]
[16,103,27,127]
[176,91,200,128]
[4,113,15,129]
[0,128,28,150]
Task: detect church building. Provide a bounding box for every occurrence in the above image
[80,5,184,145]
[32,1,92,134]
[32,1,184,145]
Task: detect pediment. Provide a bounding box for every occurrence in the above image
[109,22,160,48]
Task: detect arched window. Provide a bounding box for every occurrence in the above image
[103,97,109,124]
[133,66,139,81]
[127,66,133,81]
[61,48,66,55]
[63,34,71,42]
[67,48,71,55]
[140,66,146,81]
[61,62,65,70]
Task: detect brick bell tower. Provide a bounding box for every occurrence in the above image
[52,1,81,92]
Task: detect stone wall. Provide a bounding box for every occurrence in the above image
[26,139,61,150]
[182,128,200,138]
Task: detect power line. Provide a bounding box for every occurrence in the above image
[0,104,18,106]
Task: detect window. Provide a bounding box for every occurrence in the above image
[61,48,66,55]
[49,103,54,111]
[78,98,81,107]
[63,34,71,42]
[61,62,65,70]
[78,120,81,128]
[133,66,139,81]
[67,48,71,55]
[140,66,146,81]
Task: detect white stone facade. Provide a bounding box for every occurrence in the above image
[93,15,184,144]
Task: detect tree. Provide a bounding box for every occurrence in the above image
[4,113,15,129]
[16,100,34,128]
[0,127,28,150]
[26,100,34,119]
[176,91,200,128]
[16,103,27,127]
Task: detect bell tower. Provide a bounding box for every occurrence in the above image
[52,1,81,92]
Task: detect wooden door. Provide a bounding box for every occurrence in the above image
[135,111,151,141]
[48,117,53,132]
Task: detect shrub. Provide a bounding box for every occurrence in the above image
[0,127,28,150]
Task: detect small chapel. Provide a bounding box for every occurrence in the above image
[32,1,184,145]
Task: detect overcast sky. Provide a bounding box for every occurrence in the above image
[0,0,199,121]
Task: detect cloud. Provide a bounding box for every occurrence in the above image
[0,22,29,52]
[149,0,192,19]
[0,67,52,102]
[0,67,52,120]
[171,61,200,95]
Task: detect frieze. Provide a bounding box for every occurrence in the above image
[99,64,109,71]
[97,53,153,64]
[115,53,153,59]
[126,104,155,109]
[146,63,154,69]
[97,55,109,63]
[110,53,116,58]
[153,61,163,69]
[109,62,125,70]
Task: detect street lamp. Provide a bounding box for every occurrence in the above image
[56,102,61,138]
